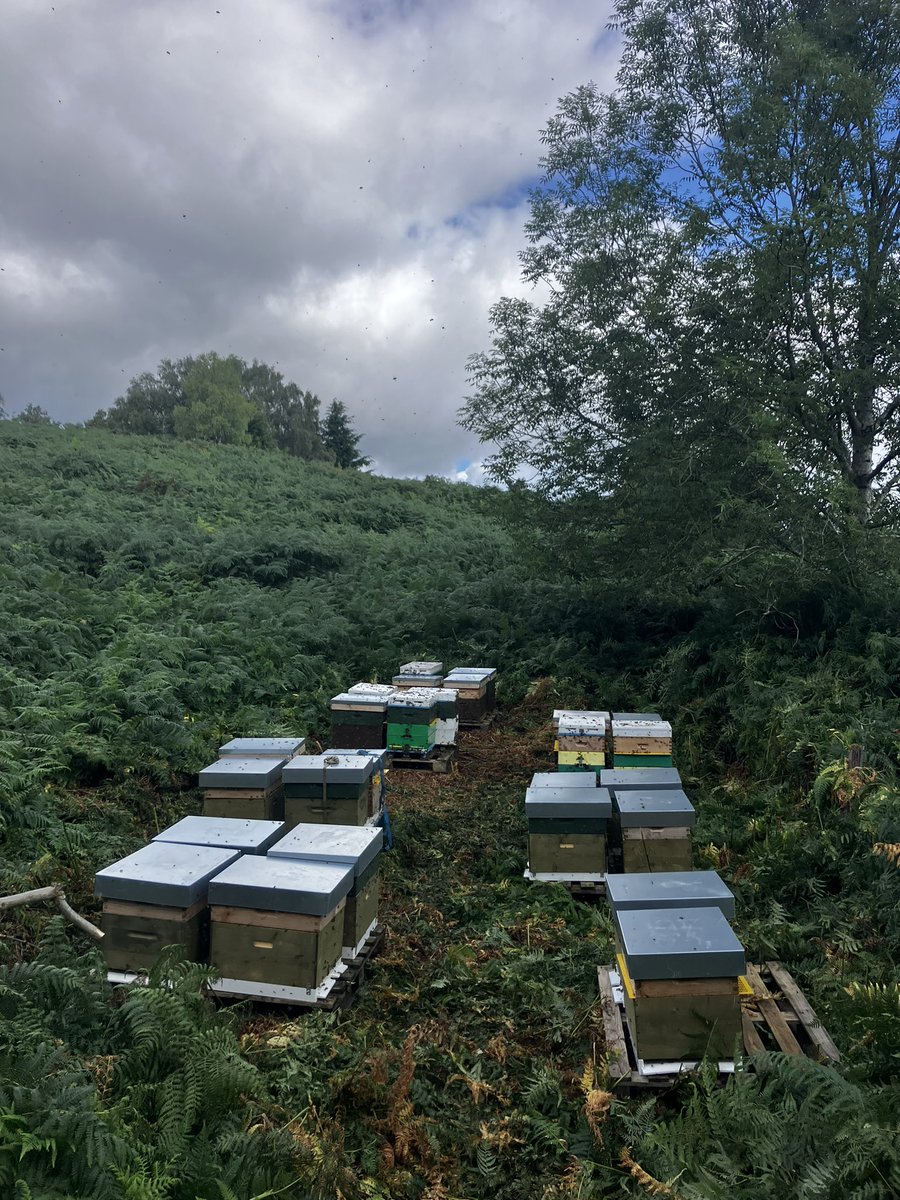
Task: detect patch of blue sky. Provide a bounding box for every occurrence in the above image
[443,173,546,233]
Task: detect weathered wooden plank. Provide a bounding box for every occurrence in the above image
[210,902,343,933]
[596,967,630,1080]
[765,961,841,1063]
[745,964,803,1055]
[741,1010,766,1054]
[635,976,740,999]
[102,897,206,922]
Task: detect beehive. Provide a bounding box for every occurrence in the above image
[529,771,598,789]
[199,757,285,820]
[218,737,305,758]
[614,789,695,872]
[443,667,497,721]
[386,693,437,753]
[282,754,375,827]
[392,661,444,689]
[330,691,389,750]
[616,906,746,1061]
[606,870,735,920]
[601,768,682,793]
[525,785,612,876]
[95,843,238,973]
[402,686,458,745]
[208,857,353,990]
[553,709,611,733]
[323,747,389,819]
[611,718,673,768]
[268,822,383,956]
[557,713,608,773]
[153,816,286,855]
[612,712,662,722]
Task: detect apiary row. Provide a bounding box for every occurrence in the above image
[199,740,387,828]
[552,709,674,772]
[95,815,383,1001]
[525,768,693,879]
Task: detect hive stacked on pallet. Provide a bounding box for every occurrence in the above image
[219,737,306,758]
[613,790,696,872]
[443,667,497,724]
[152,816,285,855]
[323,747,390,822]
[269,823,382,957]
[330,689,391,750]
[400,687,459,746]
[95,843,239,974]
[207,856,353,999]
[607,874,746,1061]
[525,773,611,881]
[556,711,609,774]
[611,717,673,769]
[392,661,443,688]
[199,757,286,820]
[282,754,375,827]
[386,692,437,754]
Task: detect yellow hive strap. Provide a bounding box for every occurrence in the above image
[738,975,753,996]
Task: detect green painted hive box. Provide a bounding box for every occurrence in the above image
[208,857,354,989]
[617,907,746,1061]
[95,843,239,973]
[282,755,374,827]
[199,757,285,821]
[615,790,696,872]
[268,823,382,955]
[525,786,611,875]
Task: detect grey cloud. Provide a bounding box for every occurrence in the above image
[0,0,619,476]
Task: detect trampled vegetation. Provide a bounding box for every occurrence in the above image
[0,422,899,1198]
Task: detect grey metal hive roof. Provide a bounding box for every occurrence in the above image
[399,661,443,675]
[617,906,745,979]
[153,816,286,854]
[611,720,672,739]
[606,871,735,919]
[267,823,382,876]
[348,683,397,697]
[323,748,390,770]
[612,712,662,722]
[600,768,682,792]
[525,786,612,819]
[282,754,374,784]
[530,771,597,789]
[218,737,305,757]
[95,843,239,906]
[208,856,354,916]
[199,758,284,789]
[613,790,695,828]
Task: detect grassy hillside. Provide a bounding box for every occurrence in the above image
[1,425,899,1199]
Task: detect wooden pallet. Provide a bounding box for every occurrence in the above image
[563,879,607,901]
[390,745,457,774]
[596,961,839,1093]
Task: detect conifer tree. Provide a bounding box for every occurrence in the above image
[320,399,371,469]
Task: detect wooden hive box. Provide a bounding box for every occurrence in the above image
[199,757,286,821]
[617,906,746,1061]
[282,754,374,827]
[153,816,286,855]
[95,843,239,973]
[331,691,389,750]
[614,789,696,872]
[444,667,498,718]
[393,663,444,690]
[525,785,612,875]
[219,737,305,758]
[208,857,353,990]
[323,748,389,818]
[268,822,383,956]
[402,687,459,746]
[386,694,437,752]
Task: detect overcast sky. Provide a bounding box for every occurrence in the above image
[0,0,619,480]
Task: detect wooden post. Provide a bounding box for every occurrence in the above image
[847,744,865,769]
